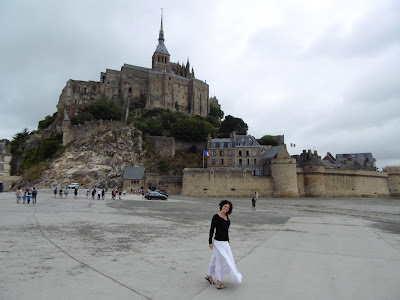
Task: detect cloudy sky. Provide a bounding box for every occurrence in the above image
[1,0,399,169]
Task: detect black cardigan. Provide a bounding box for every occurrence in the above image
[209,214,230,244]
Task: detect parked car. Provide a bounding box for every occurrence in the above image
[145,191,167,200]
[68,182,80,189]
[156,190,168,197]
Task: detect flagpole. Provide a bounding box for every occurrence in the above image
[203,149,205,168]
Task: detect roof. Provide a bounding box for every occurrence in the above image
[234,135,260,147]
[261,145,285,159]
[123,167,144,180]
[155,40,169,55]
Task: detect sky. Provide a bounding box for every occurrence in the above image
[1,0,399,170]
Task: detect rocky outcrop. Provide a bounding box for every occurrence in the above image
[36,124,145,189]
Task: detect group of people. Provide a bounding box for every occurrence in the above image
[53,187,76,199]
[15,186,38,204]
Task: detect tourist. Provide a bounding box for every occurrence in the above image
[85,188,90,199]
[118,189,122,200]
[205,200,242,289]
[22,191,27,204]
[97,189,101,200]
[16,187,22,203]
[59,188,63,198]
[53,186,58,198]
[64,188,69,199]
[101,189,105,200]
[74,188,78,199]
[251,196,256,211]
[32,188,37,204]
[91,188,96,200]
[26,191,31,204]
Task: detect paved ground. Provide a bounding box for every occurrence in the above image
[1,190,400,299]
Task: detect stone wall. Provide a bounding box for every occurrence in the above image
[174,139,206,152]
[145,136,175,158]
[297,168,389,197]
[0,176,21,189]
[181,168,273,197]
[181,165,394,198]
[384,166,400,197]
[62,120,128,146]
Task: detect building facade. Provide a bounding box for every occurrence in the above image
[57,14,210,122]
[0,142,11,177]
[207,132,267,175]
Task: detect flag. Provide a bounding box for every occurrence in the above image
[203,149,210,157]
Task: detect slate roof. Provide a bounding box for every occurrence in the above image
[123,167,144,180]
[234,135,260,147]
[261,145,285,159]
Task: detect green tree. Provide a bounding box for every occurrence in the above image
[218,115,248,136]
[72,98,123,125]
[209,105,224,119]
[38,113,57,131]
[171,118,215,141]
[257,135,279,146]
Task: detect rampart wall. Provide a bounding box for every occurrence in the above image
[181,168,273,197]
[182,166,394,198]
[62,120,128,146]
[385,166,400,197]
[297,168,389,197]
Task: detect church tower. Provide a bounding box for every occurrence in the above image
[152,10,170,72]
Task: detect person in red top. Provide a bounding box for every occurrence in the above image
[205,200,242,290]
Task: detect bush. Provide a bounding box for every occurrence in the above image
[38,113,57,131]
[171,118,215,141]
[72,98,123,125]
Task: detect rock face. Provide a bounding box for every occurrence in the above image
[37,124,145,189]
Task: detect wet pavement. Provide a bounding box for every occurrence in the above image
[1,190,400,299]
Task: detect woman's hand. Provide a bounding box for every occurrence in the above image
[209,244,213,250]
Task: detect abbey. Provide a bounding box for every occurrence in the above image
[57,14,210,120]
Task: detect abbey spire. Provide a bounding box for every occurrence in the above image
[152,9,170,71]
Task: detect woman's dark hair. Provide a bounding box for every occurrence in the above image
[219,200,233,215]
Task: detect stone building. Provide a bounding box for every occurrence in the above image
[57,13,211,122]
[0,142,11,177]
[123,167,144,192]
[206,132,267,175]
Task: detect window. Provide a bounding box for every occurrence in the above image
[215,143,220,148]
[220,159,224,165]
[219,150,224,156]
[212,159,216,165]
[253,150,257,156]
[228,150,232,156]
[229,159,233,166]
[224,142,228,148]
[239,159,242,165]
[247,158,250,165]
[246,150,250,156]
[211,150,215,157]
[239,151,242,156]
[254,158,257,165]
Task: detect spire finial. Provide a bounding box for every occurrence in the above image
[159,8,164,41]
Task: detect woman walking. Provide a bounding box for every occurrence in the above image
[205,200,242,289]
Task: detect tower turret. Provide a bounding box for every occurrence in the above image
[152,9,171,72]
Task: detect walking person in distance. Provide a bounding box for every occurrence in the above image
[251,196,256,211]
[205,200,242,289]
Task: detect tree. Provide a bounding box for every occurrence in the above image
[209,105,224,119]
[38,113,57,131]
[171,118,215,141]
[218,115,248,136]
[72,98,123,125]
[257,135,279,146]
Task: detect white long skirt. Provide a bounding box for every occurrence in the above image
[207,239,242,283]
